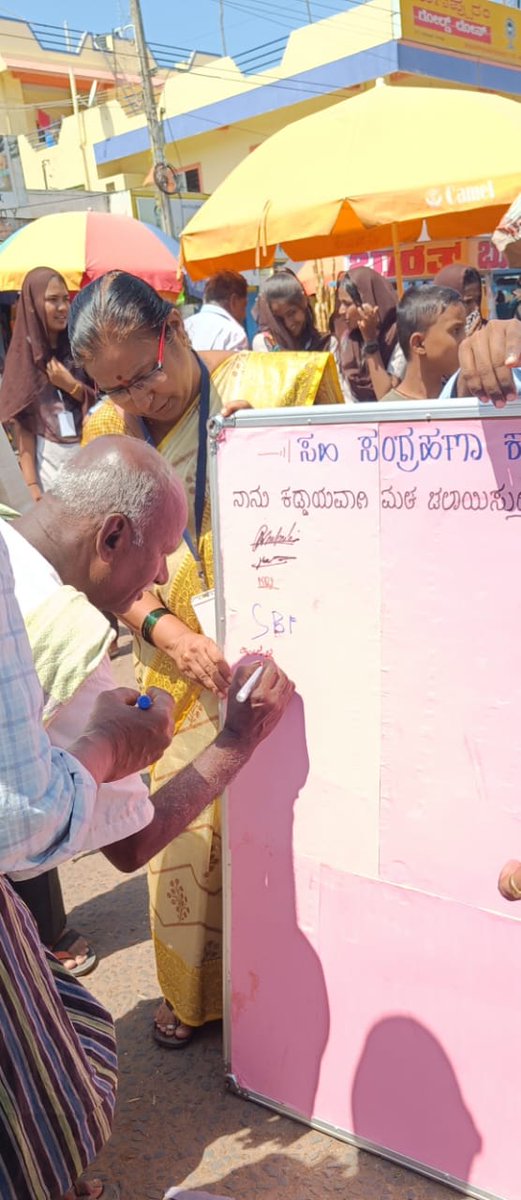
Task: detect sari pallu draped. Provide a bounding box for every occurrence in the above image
[82,350,342,1026]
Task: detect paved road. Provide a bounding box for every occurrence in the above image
[59,632,457,1199]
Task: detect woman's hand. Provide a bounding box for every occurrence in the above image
[357,303,380,344]
[221,399,253,419]
[169,630,232,699]
[46,357,79,395]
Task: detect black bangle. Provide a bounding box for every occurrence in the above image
[141,607,170,645]
[363,341,379,356]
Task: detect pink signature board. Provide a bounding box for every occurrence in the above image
[213,412,521,1200]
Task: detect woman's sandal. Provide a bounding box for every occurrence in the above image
[63,1178,120,1199]
[153,998,194,1049]
[51,928,98,978]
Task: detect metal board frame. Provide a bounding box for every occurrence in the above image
[208,398,521,1200]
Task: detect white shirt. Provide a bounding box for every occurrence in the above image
[0,424,32,514]
[0,529,97,877]
[185,302,249,352]
[388,343,407,381]
[2,520,153,876]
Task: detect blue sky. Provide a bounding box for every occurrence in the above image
[5,0,349,58]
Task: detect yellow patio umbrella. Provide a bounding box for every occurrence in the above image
[181,85,521,285]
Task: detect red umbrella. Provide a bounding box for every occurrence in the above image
[0,211,183,295]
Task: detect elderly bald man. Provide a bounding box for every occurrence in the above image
[4,435,292,884]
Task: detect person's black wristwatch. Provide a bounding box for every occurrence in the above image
[363,341,379,356]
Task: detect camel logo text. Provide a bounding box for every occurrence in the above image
[425,188,443,208]
[425,181,495,208]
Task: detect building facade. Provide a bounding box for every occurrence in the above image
[0,2,520,239]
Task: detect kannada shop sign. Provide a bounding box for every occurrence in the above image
[343,238,508,279]
[400,0,521,66]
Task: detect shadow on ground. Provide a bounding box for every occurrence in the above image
[61,837,459,1198]
[66,869,150,960]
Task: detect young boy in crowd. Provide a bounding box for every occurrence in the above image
[385,284,467,401]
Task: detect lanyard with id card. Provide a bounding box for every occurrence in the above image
[58,410,77,438]
[139,356,216,639]
[56,391,77,439]
[185,357,216,636]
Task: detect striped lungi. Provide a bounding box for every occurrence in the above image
[0,875,117,1200]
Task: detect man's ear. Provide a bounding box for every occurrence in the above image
[409,331,425,357]
[96,514,131,563]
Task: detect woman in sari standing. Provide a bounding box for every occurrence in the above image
[71,270,342,1048]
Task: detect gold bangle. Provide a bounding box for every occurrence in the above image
[509,874,521,898]
[70,381,82,398]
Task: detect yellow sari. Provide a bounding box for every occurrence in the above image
[83,350,342,1025]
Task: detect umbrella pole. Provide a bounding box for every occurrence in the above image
[391,223,404,296]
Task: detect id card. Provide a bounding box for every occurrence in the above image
[58,410,77,438]
[191,588,217,642]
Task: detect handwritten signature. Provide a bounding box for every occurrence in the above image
[251,554,297,571]
[251,522,300,553]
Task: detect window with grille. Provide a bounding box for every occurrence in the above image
[183,166,202,193]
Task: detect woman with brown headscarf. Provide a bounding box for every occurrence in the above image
[333,266,405,402]
[0,267,93,503]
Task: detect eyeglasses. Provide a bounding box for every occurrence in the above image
[101,321,167,401]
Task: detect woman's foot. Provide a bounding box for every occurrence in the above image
[51,928,97,977]
[153,998,194,1048]
[63,1179,119,1199]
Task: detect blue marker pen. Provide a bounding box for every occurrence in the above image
[136,694,152,711]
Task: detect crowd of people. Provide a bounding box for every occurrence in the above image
[1,255,521,1200]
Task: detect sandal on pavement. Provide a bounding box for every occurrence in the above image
[153,998,194,1049]
[51,928,98,978]
[63,1178,120,1199]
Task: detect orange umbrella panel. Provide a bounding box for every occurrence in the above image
[181,86,521,278]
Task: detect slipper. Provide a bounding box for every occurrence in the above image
[52,928,98,978]
[153,999,194,1049]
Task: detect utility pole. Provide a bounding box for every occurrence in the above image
[219,0,228,55]
[305,1,313,19]
[129,0,175,237]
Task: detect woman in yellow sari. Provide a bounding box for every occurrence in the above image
[71,271,342,1047]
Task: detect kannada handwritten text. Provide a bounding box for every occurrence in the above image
[281,488,369,515]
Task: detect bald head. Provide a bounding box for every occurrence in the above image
[49,436,188,546]
[21,435,190,613]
